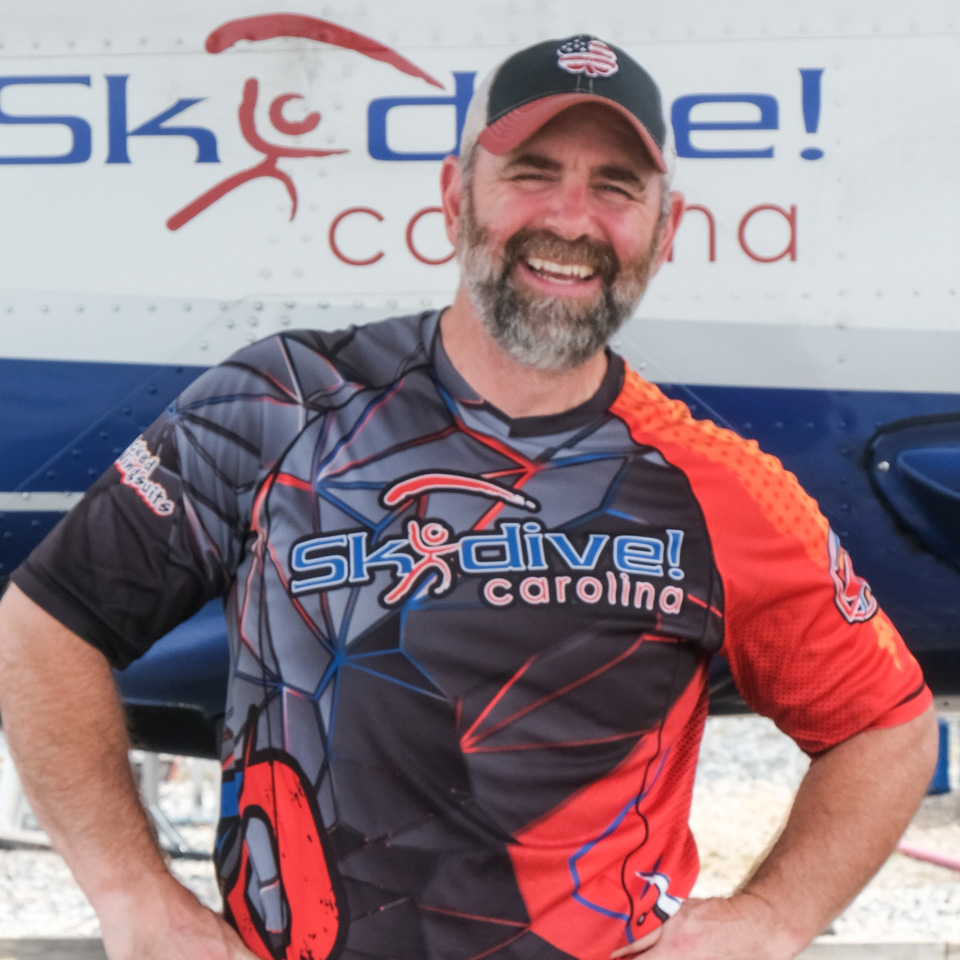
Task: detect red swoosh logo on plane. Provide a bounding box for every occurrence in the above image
[205,14,444,88]
[382,473,540,512]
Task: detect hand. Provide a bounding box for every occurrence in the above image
[609,894,798,960]
[96,872,260,960]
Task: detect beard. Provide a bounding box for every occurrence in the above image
[457,192,662,373]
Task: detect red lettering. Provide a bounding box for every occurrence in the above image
[576,577,603,604]
[406,206,455,266]
[738,203,797,262]
[659,586,684,615]
[519,576,550,605]
[670,203,716,263]
[483,578,514,607]
[329,206,384,266]
[633,581,655,611]
[606,571,618,604]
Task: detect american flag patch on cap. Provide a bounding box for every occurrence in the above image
[556,37,619,78]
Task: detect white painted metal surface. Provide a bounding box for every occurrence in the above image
[0,0,957,389]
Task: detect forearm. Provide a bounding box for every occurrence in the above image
[611,704,938,959]
[0,585,256,960]
[0,584,169,906]
[739,704,939,954]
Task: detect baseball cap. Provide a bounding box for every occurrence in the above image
[459,35,667,173]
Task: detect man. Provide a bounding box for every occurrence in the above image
[0,35,937,960]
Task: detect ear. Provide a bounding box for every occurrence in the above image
[653,191,686,271]
[440,154,464,247]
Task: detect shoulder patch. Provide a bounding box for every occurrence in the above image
[828,529,878,623]
[115,437,176,517]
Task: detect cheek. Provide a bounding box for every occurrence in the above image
[475,189,541,238]
[486,214,530,250]
[611,219,660,267]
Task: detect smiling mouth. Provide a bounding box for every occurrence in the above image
[523,256,597,283]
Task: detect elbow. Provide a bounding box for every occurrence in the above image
[915,703,942,783]
[884,702,943,792]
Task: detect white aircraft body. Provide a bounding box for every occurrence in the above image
[1,0,957,749]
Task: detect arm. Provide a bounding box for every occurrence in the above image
[0,584,256,960]
[611,703,939,959]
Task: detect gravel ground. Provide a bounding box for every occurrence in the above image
[1,715,957,942]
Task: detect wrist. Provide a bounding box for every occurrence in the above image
[731,889,811,959]
[95,869,210,944]
[88,859,181,918]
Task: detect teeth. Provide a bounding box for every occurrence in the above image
[526,257,594,279]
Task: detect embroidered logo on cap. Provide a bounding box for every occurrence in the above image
[557,37,619,78]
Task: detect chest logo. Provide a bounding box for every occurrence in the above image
[289,472,687,613]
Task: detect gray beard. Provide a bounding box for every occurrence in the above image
[457,195,661,372]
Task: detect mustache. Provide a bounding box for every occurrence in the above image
[501,229,621,286]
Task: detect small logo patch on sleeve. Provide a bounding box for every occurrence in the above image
[828,530,878,623]
[114,437,176,517]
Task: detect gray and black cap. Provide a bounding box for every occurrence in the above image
[459,35,667,172]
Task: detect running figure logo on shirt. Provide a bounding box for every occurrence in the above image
[381,473,539,605]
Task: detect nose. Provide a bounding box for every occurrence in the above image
[539,177,598,242]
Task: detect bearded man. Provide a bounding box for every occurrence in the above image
[0,35,936,960]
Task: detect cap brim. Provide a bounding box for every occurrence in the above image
[477,93,667,173]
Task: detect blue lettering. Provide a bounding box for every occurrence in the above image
[672,94,778,159]
[522,521,549,570]
[666,529,685,580]
[459,523,525,573]
[368,72,475,161]
[348,532,415,583]
[106,74,218,164]
[614,536,665,577]
[544,533,610,570]
[0,76,92,164]
[290,535,349,594]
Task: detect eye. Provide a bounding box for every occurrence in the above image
[595,183,637,202]
[511,171,553,183]
[596,179,647,203]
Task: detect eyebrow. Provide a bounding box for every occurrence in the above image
[595,164,646,187]
[503,153,562,173]
[503,153,647,188]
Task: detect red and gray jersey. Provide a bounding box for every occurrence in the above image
[13,311,930,960]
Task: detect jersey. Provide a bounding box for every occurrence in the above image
[13,311,930,960]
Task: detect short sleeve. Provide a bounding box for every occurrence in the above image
[679,428,930,755]
[610,368,931,756]
[11,333,326,667]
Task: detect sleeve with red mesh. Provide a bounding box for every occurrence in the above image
[611,369,931,756]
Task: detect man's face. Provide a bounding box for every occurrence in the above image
[454,105,671,372]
